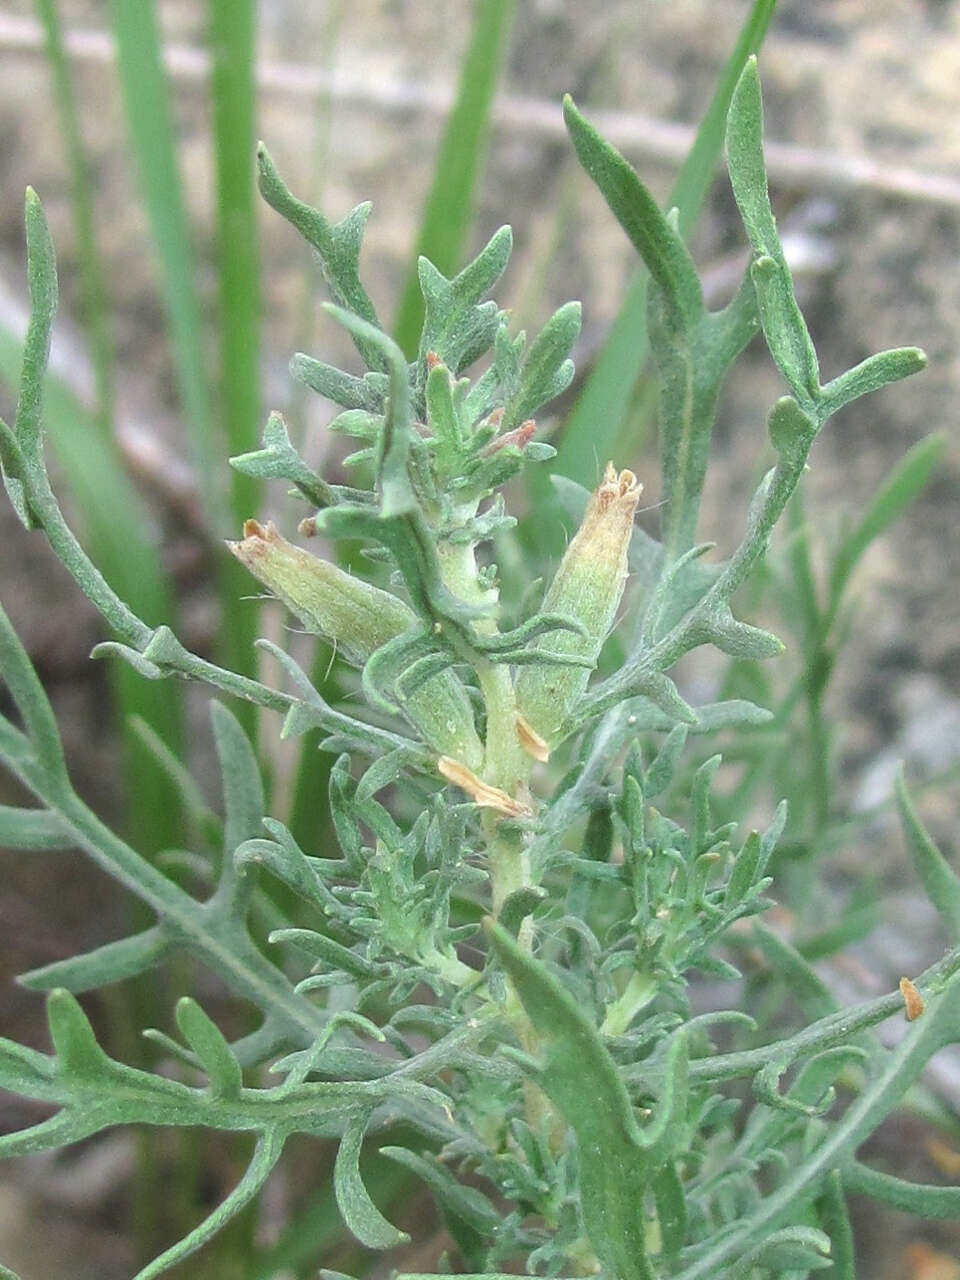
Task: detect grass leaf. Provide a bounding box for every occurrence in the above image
[108,0,220,524]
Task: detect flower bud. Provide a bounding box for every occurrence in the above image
[229,521,483,768]
[515,464,641,743]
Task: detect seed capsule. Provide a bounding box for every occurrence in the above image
[229,521,483,768]
[515,464,641,744]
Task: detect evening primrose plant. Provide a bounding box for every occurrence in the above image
[0,56,958,1280]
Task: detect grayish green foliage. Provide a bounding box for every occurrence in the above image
[0,53,954,1280]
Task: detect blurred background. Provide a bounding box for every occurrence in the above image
[0,1,958,1276]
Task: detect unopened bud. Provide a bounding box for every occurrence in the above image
[229,521,483,768]
[515,464,641,743]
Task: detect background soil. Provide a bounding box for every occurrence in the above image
[0,1,958,1276]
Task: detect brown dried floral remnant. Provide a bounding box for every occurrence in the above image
[900,976,925,1021]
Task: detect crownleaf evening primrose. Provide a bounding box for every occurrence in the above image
[0,52,954,1280]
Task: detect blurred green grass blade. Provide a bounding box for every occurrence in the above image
[34,0,115,432]
[286,1,345,444]
[393,0,516,357]
[288,680,336,853]
[108,0,222,529]
[0,327,183,851]
[246,1152,410,1278]
[209,0,261,719]
[553,0,777,484]
[827,431,946,619]
[896,769,960,942]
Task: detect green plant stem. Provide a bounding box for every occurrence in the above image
[434,518,531,916]
[665,943,960,1089]
[34,0,114,431]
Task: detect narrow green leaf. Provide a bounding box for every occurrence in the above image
[817,1171,856,1280]
[753,921,837,1021]
[0,414,29,529]
[752,1045,866,1120]
[728,1226,833,1277]
[896,769,960,941]
[726,59,821,407]
[20,927,169,993]
[724,59,777,257]
[502,300,582,432]
[0,1036,54,1093]
[46,988,109,1076]
[0,596,67,787]
[563,97,702,329]
[696,603,785,660]
[415,225,512,379]
[631,672,697,726]
[335,1114,409,1249]
[425,360,462,479]
[843,1160,960,1219]
[236,822,348,921]
[17,188,58,458]
[828,432,945,616]
[34,0,114,429]
[209,0,261,712]
[230,409,338,507]
[270,928,377,980]
[212,702,265,856]
[394,0,516,356]
[291,354,386,410]
[724,831,763,910]
[0,804,71,849]
[108,0,220,523]
[0,1109,103,1160]
[175,997,243,1099]
[821,344,927,417]
[645,724,688,798]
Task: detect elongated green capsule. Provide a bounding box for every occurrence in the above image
[515,465,641,744]
[229,521,483,768]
